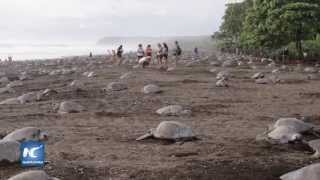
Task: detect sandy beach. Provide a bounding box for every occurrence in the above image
[0,51,319,180]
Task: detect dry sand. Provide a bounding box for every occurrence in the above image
[0,53,319,180]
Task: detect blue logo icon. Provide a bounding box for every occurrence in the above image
[20,141,45,167]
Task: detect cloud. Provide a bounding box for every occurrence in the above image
[0,0,226,43]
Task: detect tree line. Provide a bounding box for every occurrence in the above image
[214,0,320,61]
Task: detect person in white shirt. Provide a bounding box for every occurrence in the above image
[137,44,145,61]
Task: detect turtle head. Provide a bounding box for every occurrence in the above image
[290,133,302,142]
[136,128,155,141]
[39,131,49,141]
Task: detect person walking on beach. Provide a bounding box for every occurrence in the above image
[116,45,124,65]
[137,44,145,61]
[143,44,153,68]
[89,52,93,58]
[173,41,182,65]
[156,43,163,65]
[162,43,169,66]
[193,47,199,60]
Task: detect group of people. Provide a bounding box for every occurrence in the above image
[113,41,182,68]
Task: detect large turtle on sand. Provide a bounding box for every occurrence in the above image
[257,118,316,144]
[307,139,320,158]
[0,140,20,163]
[8,170,60,180]
[2,127,48,142]
[280,163,320,180]
[136,121,197,141]
[58,101,85,114]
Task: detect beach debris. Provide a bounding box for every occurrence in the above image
[2,127,48,142]
[156,105,191,116]
[105,82,128,91]
[136,121,196,141]
[58,101,85,114]
[0,140,20,163]
[8,170,60,180]
[142,84,161,94]
[280,163,320,180]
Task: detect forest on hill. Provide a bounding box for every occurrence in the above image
[214,0,320,61]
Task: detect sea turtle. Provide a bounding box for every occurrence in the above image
[0,87,15,94]
[222,59,237,67]
[0,77,9,84]
[216,78,228,87]
[209,68,218,73]
[69,80,85,91]
[6,81,23,88]
[17,92,38,104]
[307,139,320,158]
[37,89,58,101]
[280,163,320,180]
[142,84,161,94]
[167,67,176,72]
[260,118,315,144]
[120,72,134,80]
[156,105,191,116]
[0,140,20,163]
[105,82,128,91]
[58,101,85,114]
[8,170,60,180]
[136,121,196,141]
[216,71,230,80]
[304,67,318,73]
[255,78,269,84]
[0,98,20,105]
[2,127,48,142]
[87,71,96,78]
[210,61,221,67]
[252,72,265,79]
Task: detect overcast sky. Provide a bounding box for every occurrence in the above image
[0,0,226,44]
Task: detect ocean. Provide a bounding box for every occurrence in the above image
[0,43,137,61]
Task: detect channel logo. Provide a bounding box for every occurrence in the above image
[20,141,45,167]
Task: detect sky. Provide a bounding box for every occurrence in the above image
[0,0,227,44]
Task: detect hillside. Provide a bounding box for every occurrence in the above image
[97,35,215,51]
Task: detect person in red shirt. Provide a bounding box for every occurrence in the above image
[144,44,153,67]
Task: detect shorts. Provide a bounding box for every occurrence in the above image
[163,54,168,59]
[157,54,163,59]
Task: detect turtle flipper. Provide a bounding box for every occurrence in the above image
[136,132,153,141]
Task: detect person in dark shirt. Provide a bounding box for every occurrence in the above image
[162,43,169,65]
[116,45,124,65]
[173,41,182,65]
